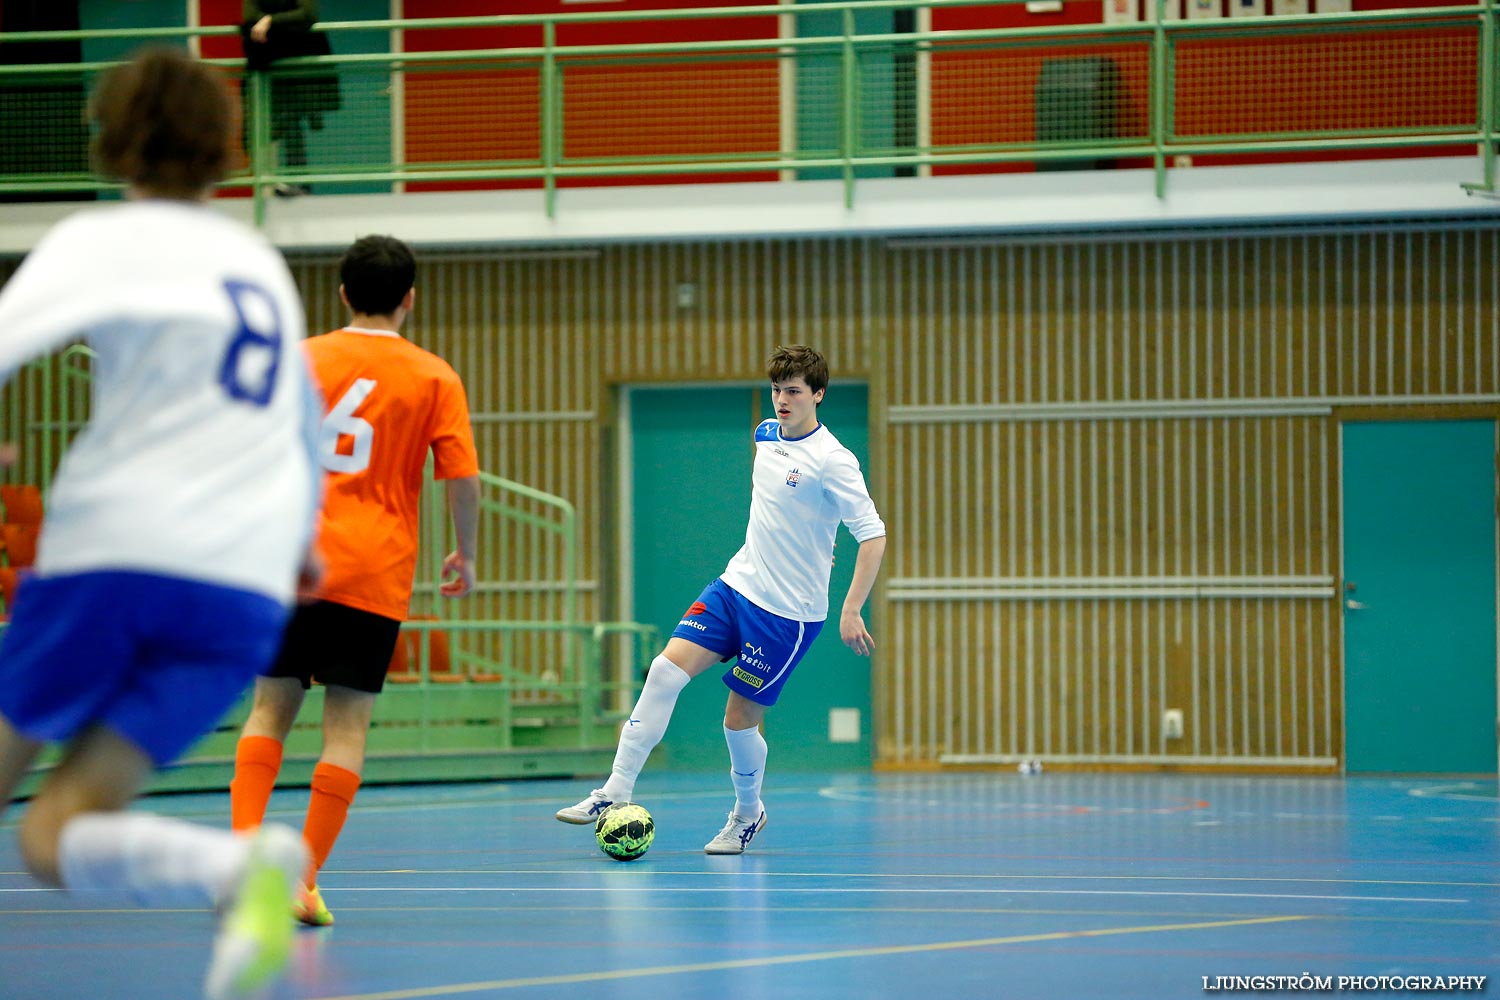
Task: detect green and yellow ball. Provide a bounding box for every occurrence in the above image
[595,803,654,861]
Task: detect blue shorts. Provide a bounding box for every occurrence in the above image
[671,578,823,707]
[0,570,288,767]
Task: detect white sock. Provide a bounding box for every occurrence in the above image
[601,654,691,802]
[724,723,768,819]
[58,812,250,909]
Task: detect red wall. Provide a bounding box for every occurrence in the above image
[201,0,1478,190]
[199,0,244,58]
[198,1,254,191]
[930,0,1476,174]
[402,0,781,191]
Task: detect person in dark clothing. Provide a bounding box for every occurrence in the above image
[240,0,340,196]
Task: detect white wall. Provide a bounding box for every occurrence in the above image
[2,155,1497,254]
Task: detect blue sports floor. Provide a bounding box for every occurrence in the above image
[2,771,1496,999]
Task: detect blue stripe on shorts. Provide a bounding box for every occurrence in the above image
[669,577,823,706]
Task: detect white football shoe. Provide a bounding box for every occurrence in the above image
[703,808,768,855]
[555,789,616,825]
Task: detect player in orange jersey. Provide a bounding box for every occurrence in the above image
[227,234,480,927]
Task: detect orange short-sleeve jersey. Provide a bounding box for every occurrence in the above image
[305,328,479,621]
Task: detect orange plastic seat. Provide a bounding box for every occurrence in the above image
[386,632,418,681]
[468,672,507,684]
[0,566,18,615]
[0,524,39,569]
[386,617,453,681]
[0,485,43,525]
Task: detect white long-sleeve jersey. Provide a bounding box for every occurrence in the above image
[719,417,886,623]
[0,200,320,605]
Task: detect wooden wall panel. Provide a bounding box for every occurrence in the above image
[6,223,1497,770]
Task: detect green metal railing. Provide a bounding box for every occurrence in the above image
[411,469,656,714]
[0,0,1494,218]
[1,345,94,490]
[1,347,656,787]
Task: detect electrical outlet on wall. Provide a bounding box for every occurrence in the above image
[828,708,861,743]
[1163,708,1185,740]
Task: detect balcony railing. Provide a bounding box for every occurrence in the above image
[0,0,1494,223]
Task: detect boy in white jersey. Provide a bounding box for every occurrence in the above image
[0,49,319,1000]
[557,345,887,853]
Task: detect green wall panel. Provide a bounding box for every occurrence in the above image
[793,0,907,181]
[630,384,874,776]
[300,0,392,195]
[80,0,187,61]
[1342,420,1498,774]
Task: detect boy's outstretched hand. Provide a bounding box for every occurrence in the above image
[840,609,874,656]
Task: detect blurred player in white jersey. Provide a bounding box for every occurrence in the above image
[557,345,887,853]
[0,48,321,1000]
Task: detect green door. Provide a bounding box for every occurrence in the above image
[1341,420,1498,774]
[792,1,905,181]
[627,383,874,772]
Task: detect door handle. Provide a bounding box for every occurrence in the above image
[1346,599,1367,610]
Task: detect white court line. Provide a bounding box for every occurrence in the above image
[289,885,1469,904]
[307,915,1312,1000]
[0,786,753,830]
[288,869,1500,889]
[300,786,737,815]
[1409,783,1500,803]
[5,780,1491,828]
[3,869,1491,890]
[813,787,1500,823]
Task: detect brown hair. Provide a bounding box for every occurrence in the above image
[767,344,829,397]
[90,47,233,198]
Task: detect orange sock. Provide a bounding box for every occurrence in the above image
[230,736,284,833]
[303,761,361,887]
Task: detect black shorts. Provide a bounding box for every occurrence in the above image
[267,600,401,694]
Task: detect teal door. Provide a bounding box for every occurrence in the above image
[1341,420,1498,774]
[627,384,874,772]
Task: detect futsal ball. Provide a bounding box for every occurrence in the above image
[595,803,654,861]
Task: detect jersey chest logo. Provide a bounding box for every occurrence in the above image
[785,468,802,488]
